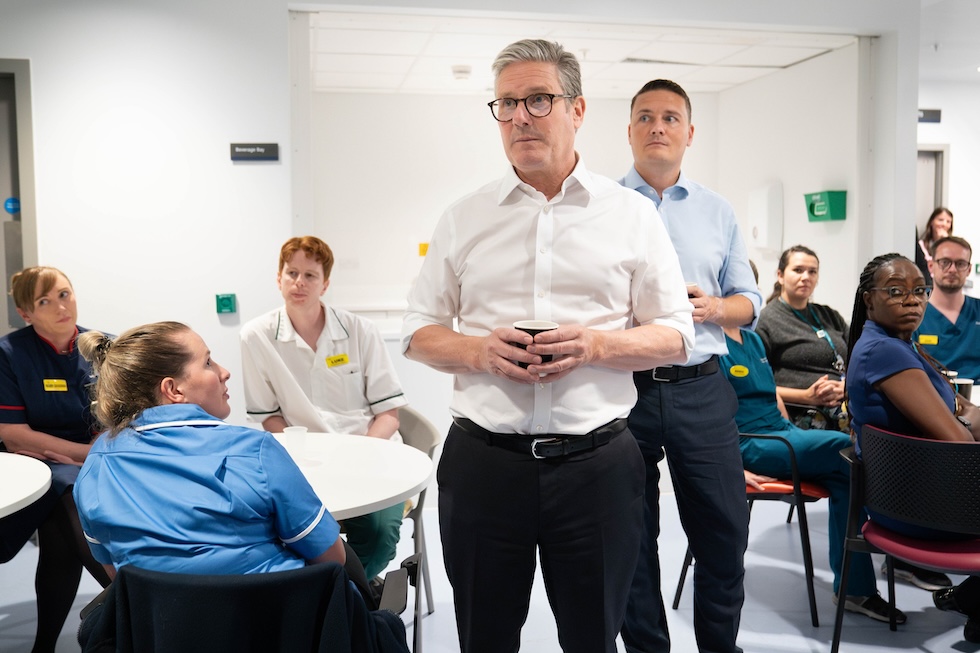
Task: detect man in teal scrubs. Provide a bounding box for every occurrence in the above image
[915,236,980,384]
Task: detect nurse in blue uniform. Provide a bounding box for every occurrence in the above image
[72,323,415,652]
[0,266,111,653]
[72,321,346,575]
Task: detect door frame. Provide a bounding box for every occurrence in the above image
[0,58,36,268]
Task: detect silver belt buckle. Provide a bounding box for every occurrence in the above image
[652,367,672,382]
[531,437,559,459]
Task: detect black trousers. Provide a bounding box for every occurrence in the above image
[622,371,749,653]
[438,421,645,653]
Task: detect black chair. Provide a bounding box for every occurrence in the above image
[831,426,980,653]
[673,433,829,627]
[78,558,416,653]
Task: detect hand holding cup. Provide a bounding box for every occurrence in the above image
[512,320,559,369]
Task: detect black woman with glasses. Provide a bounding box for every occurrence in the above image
[846,253,980,627]
[845,252,977,444]
[914,236,980,384]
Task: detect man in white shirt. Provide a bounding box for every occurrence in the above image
[402,39,694,653]
[241,236,407,578]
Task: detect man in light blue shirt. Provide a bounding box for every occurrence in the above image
[915,235,980,385]
[619,79,762,653]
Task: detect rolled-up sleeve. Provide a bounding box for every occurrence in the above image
[402,209,460,353]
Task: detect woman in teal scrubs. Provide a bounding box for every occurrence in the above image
[722,324,892,622]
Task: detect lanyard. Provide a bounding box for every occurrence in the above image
[781,299,845,377]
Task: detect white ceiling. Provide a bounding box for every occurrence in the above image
[308,1,979,98]
[919,0,980,84]
[308,12,856,98]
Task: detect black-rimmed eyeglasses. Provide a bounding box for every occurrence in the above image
[935,258,971,272]
[868,286,932,302]
[487,94,576,122]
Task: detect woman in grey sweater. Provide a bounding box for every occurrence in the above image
[756,245,848,431]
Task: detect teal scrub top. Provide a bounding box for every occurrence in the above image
[721,329,793,434]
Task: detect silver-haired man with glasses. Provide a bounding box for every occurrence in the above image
[402,39,694,652]
[915,235,980,383]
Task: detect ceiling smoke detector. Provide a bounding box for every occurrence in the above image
[451,65,471,80]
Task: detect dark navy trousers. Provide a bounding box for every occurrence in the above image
[622,370,748,653]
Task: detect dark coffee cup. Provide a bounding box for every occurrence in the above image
[956,378,974,402]
[513,320,558,368]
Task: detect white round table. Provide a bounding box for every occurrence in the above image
[275,433,433,521]
[0,453,53,519]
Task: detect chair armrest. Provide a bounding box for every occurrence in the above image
[740,432,803,488]
[377,567,408,614]
[377,551,423,614]
[80,584,112,621]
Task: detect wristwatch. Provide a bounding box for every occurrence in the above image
[957,415,972,429]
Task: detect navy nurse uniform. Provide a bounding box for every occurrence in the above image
[0,325,97,560]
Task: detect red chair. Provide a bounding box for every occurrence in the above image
[831,426,980,653]
[672,433,831,627]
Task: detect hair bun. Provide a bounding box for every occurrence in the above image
[96,335,112,356]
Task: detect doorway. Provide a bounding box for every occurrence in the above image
[916,145,949,236]
[0,59,35,335]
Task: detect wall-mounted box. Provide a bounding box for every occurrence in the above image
[747,182,783,253]
[805,190,846,222]
[215,293,237,314]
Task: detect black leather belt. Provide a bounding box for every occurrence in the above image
[638,355,720,383]
[453,417,627,460]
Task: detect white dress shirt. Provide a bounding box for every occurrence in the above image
[241,304,407,435]
[402,159,694,436]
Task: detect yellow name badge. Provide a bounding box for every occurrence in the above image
[918,334,939,346]
[43,379,68,392]
[326,354,350,368]
[729,365,749,378]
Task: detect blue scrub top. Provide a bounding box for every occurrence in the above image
[74,404,341,575]
[847,320,954,453]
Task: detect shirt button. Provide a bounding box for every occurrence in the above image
[539,383,545,389]
[543,205,551,214]
[537,291,545,298]
[535,425,544,432]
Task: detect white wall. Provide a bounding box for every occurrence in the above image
[0,0,921,427]
[918,81,980,292]
[314,48,866,321]
[313,91,717,312]
[720,44,860,319]
[0,0,296,425]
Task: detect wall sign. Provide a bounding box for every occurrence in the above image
[918,109,941,123]
[230,143,279,161]
[4,197,19,215]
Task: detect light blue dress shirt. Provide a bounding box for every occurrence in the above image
[621,167,762,364]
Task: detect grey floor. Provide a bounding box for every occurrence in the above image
[0,477,975,652]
